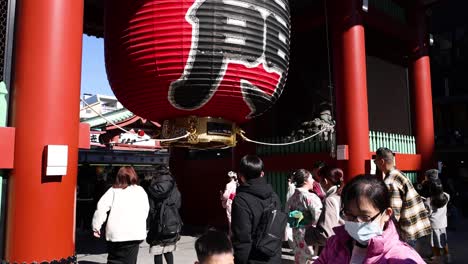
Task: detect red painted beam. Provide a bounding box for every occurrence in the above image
[395,153,422,171]
[0,127,15,169]
[263,153,421,174]
[362,6,412,43]
[79,123,90,149]
[370,152,422,171]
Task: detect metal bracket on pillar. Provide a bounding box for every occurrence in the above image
[337,145,349,160]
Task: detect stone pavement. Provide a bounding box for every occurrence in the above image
[442,213,468,264]
[77,215,468,264]
[76,230,295,264]
[77,235,199,264]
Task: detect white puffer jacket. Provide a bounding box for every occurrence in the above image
[92,185,149,242]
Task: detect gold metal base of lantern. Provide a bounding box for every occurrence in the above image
[160,116,238,149]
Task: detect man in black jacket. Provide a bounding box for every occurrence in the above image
[231,155,282,264]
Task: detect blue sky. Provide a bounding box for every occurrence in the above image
[81,35,114,96]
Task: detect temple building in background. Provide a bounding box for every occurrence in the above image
[79,94,123,119]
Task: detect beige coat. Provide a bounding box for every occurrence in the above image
[304,186,344,246]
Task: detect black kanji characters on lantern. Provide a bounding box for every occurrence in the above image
[169,0,290,117]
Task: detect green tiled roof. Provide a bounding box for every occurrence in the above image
[81,108,135,129]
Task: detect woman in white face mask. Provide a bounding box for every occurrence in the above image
[314,175,425,264]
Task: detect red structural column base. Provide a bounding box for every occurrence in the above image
[330,0,370,181]
[6,0,83,262]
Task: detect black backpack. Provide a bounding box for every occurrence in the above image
[147,183,183,245]
[158,183,183,236]
[240,193,287,257]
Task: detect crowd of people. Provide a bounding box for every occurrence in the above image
[89,146,453,264]
[221,149,452,263]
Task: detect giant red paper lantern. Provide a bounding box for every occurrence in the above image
[105,0,290,147]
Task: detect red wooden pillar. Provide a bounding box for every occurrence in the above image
[409,5,435,172]
[7,0,83,262]
[330,0,370,180]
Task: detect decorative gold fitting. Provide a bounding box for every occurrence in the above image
[161,116,238,149]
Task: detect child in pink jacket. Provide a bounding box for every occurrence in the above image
[315,175,425,264]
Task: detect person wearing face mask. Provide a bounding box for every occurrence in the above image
[304,167,345,248]
[315,174,425,264]
[286,169,323,263]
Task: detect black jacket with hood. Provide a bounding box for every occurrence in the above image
[146,173,181,245]
[231,177,282,264]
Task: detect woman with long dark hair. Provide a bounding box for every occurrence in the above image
[92,166,149,264]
